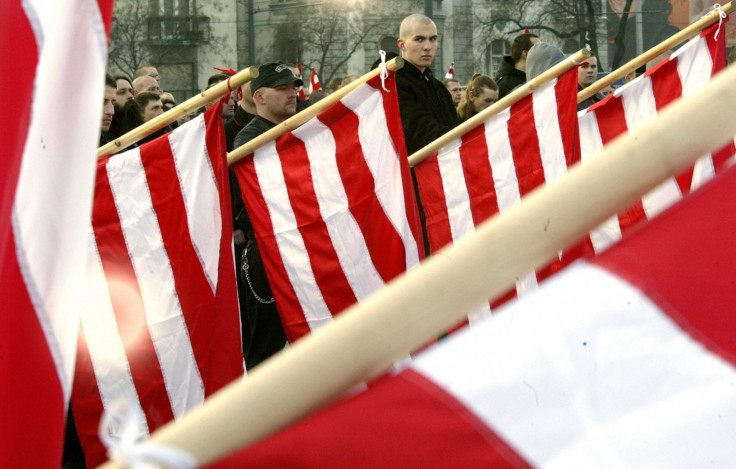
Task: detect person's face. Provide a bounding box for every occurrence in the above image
[115,79,133,104]
[137,76,161,96]
[146,67,161,84]
[446,80,462,104]
[470,87,498,114]
[142,98,164,122]
[578,57,598,88]
[398,21,438,72]
[101,85,116,132]
[257,83,298,122]
[222,90,236,119]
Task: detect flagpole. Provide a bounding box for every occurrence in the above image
[96,66,259,158]
[578,2,734,102]
[97,56,736,469]
[407,48,591,167]
[227,57,405,165]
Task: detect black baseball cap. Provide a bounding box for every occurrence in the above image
[250,62,303,96]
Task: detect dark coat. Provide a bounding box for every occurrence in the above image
[494,56,527,100]
[225,104,256,152]
[395,60,460,156]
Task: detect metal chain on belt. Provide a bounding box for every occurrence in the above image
[241,247,275,304]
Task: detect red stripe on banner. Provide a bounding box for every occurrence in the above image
[370,75,426,255]
[594,94,647,233]
[277,134,358,315]
[319,102,408,281]
[556,70,581,167]
[414,156,453,253]
[91,168,175,430]
[508,96,544,198]
[1,239,67,468]
[595,163,736,367]
[234,157,311,342]
[139,137,217,381]
[201,106,243,392]
[461,124,499,226]
[208,368,531,468]
[71,326,109,466]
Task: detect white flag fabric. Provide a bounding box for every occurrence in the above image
[414,67,581,324]
[580,21,735,253]
[209,146,736,469]
[0,1,112,466]
[71,105,244,467]
[233,73,424,343]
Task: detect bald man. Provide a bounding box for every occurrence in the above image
[395,14,460,256]
[132,75,161,96]
[395,13,459,155]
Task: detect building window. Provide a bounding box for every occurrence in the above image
[486,39,510,77]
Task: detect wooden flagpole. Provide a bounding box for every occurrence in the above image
[578,2,734,103]
[226,57,405,165]
[96,66,259,158]
[407,48,592,167]
[97,61,736,469]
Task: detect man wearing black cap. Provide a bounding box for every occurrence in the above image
[233,62,302,370]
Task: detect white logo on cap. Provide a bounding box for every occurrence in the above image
[275,64,290,73]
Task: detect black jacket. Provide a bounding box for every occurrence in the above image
[396,61,460,155]
[494,56,527,100]
[577,85,605,111]
[225,104,256,152]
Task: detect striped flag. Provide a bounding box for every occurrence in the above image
[297,63,306,100]
[309,67,322,95]
[0,0,113,466]
[413,67,581,323]
[232,73,424,343]
[70,105,244,467]
[209,149,736,469]
[581,21,734,253]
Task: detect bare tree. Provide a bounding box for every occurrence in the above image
[107,0,153,75]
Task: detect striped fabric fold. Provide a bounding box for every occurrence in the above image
[413,68,581,324]
[580,20,735,253]
[71,105,244,467]
[0,0,113,466]
[233,73,424,343]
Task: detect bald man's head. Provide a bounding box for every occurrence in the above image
[398,14,438,73]
[132,75,161,96]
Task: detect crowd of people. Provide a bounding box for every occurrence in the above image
[96,13,632,379]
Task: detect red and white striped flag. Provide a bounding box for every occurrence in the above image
[297,63,306,100]
[0,0,113,466]
[233,73,424,343]
[414,67,581,323]
[445,63,454,79]
[580,21,734,253]
[210,150,736,469]
[309,67,322,95]
[70,105,244,467]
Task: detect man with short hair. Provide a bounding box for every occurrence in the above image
[134,64,160,84]
[233,62,303,370]
[442,77,462,105]
[395,13,459,155]
[577,55,604,110]
[494,32,540,100]
[100,74,116,146]
[132,75,161,96]
[113,74,134,105]
[134,91,164,122]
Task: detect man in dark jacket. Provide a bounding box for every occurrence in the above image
[395,13,460,156]
[494,32,539,100]
[232,62,302,370]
